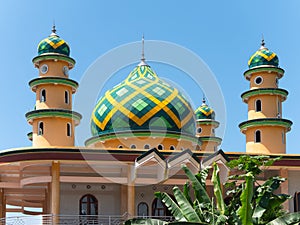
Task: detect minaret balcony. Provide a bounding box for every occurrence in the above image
[241,88,288,103]
[29,77,78,93]
[25,109,82,125]
[239,118,292,133]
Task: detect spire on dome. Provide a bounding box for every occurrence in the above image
[50,22,58,37]
[138,34,148,66]
[260,34,267,50]
[202,96,207,106]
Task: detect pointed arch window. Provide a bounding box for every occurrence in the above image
[138,202,149,217]
[152,198,167,217]
[255,99,262,112]
[67,123,72,137]
[40,89,46,102]
[38,122,44,136]
[65,90,70,104]
[255,130,261,143]
[80,194,98,215]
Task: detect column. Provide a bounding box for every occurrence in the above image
[51,161,60,223]
[127,164,135,217]
[279,168,289,211]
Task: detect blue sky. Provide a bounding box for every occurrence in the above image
[0,1,300,153]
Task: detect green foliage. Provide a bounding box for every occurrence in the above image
[125,155,300,225]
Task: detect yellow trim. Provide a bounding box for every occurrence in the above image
[248,50,277,65]
[45,39,66,49]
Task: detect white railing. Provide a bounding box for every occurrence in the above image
[0,214,174,225]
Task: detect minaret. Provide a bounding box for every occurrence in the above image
[195,98,222,152]
[26,26,81,147]
[239,39,292,154]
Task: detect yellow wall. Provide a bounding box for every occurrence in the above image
[245,126,286,154]
[88,136,197,150]
[249,71,278,89]
[38,60,70,78]
[201,141,218,152]
[248,95,282,119]
[32,117,74,147]
[35,85,73,110]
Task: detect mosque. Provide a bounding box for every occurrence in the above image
[0,26,300,224]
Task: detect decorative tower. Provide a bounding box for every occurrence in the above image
[195,98,222,152]
[26,26,81,147]
[239,39,292,154]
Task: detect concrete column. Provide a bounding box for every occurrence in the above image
[120,185,127,215]
[51,161,60,222]
[279,168,289,211]
[0,188,5,218]
[127,165,135,217]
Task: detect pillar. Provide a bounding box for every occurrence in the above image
[127,165,135,216]
[279,168,289,211]
[51,161,60,222]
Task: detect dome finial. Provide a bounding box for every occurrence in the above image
[202,95,207,106]
[138,34,148,66]
[260,34,267,50]
[50,21,58,36]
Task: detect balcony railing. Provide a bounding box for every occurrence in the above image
[0,214,175,225]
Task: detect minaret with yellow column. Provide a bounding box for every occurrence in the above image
[26,26,81,147]
[239,39,292,154]
[195,98,222,152]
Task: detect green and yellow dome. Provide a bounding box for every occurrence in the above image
[248,41,279,69]
[195,100,215,120]
[37,26,70,56]
[91,62,196,136]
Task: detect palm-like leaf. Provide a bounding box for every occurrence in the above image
[125,218,167,225]
[211,163,225,215]
[181,165,211,206]
[266,212,300,225]
[237,172,254,225]
[155,192,186,222]
[173,186,201,222]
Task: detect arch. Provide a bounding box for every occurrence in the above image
[144,144,150,149]
[79,194,98,215]
[130,144,136,149]
[137,202,149,217]
[38,122,44,136]
[67,123,72,137]
[255,99,262,112]
[157,144,164,150]
[255,130,261,143]
[118,145,123,149]
[40,89,46,102]
[170,145,175,150]
[152,197,172,217]
[65,90,70,104]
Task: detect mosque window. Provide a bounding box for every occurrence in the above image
[212,128,215,134]
[130,144,137,149]
[197,127,202,134]
[80,194,98,215]
[138,202,149,217]
[255,99,262,112]
[158,144,164,150]
[294,192,300,212]
[255,130,261,143]
[63,66,69,76]
[170,145,175,150]
[152,198,167,217]
[144,144,150,149]
[254,76,263,85]
[67,123,72,137]
[38,122,44,135]
[282,132,285,144]
[118,145,123,149]
[40,64,48,74]
[276,77,279,87]
[40,89,46,102]
[65,90,70,104]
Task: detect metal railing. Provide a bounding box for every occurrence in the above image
[0,214,174,225]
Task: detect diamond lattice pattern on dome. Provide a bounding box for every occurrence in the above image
[91,65,195,136]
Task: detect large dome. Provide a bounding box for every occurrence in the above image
[37,26,70,56]
[248,41,279,69]
[91,63,196,136]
